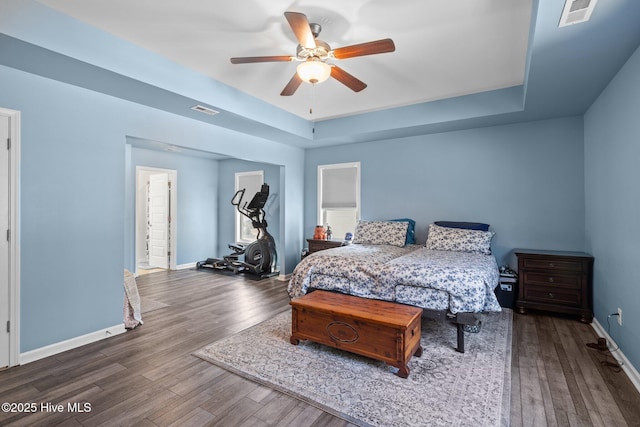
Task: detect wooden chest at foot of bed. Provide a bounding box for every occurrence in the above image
[289,290,423,378]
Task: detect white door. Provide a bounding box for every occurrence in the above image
[148,173,169,269]
[0,115,10,369]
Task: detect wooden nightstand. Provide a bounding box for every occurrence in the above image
[515,249,594,323]
[306,239,343,254]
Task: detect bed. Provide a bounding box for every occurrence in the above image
[288,221,501,352]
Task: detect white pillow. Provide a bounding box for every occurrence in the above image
[353,220,408,247]
[425,223,494,255]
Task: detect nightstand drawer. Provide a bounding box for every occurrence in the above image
[523,286,581,307]
[307,239,343,254]
[521,271,581,289]
[521,258,583,272]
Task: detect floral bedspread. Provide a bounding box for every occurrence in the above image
[288,244,501,314]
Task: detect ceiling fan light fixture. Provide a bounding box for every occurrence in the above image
[297,59,331,85]
[230,12,394,96]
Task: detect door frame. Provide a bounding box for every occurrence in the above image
[135,166,177,275]
[0,107,20,368]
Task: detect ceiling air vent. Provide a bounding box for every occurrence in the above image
[559,0,599,27]
[191,105,219,116]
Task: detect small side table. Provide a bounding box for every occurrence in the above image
[515,249,594,323]
[306,239,343,254]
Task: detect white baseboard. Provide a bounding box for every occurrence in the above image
[278,273,291,281]
[19,324,127,365]
[177,262,196,270]
[591,318,640,394]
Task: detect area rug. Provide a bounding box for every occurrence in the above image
[195,309,512,427]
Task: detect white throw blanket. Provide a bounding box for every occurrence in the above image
[123,269,143,329]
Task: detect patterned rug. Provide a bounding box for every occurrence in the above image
[195,309,512,427]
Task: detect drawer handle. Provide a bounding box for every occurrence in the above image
[548,277,554,283]
[549,263,555,268]
[548,293,555,299]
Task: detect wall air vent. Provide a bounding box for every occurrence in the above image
[559,0,599,27]
[190,105,219,116]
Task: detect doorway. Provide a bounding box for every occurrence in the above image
[135,167,177,275]
[0,108,20,369]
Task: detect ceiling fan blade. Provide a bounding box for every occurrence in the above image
[284,11,316,50]
[330,66,367,92]
[280,73,303,96]
[230,55,294,64]
[332,38,396,60]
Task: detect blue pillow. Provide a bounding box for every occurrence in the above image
[390,218,416,244]
[434,221,490,231]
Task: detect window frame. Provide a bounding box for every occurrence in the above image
[235,170,264,244]
[317,162,361,237]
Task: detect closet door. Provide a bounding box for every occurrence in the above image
[148,173,169,269]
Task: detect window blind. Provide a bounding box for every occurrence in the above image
[321,166,357,208]
[237,172,263,202]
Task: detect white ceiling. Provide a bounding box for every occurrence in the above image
[36,0,532,121]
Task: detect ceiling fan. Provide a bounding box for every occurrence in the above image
[230,11,395,96]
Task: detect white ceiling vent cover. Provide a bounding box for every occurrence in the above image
[191,105,219,116]
[559,0,598,27]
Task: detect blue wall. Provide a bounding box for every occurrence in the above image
[585,45,640,370]
[128,146,219,267]
[0,64,304,352]
[305,117,586,266]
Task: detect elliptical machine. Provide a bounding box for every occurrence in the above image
[196,183,279,278]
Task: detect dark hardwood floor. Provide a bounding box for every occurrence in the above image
[1,269,639,426]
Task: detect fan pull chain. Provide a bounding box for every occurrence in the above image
[309,83,315,115]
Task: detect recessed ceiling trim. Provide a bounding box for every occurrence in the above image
[559,0,599,27]
[36,0,533,121]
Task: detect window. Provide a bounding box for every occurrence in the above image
[317,162,360,240]
[235,170,264,243]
